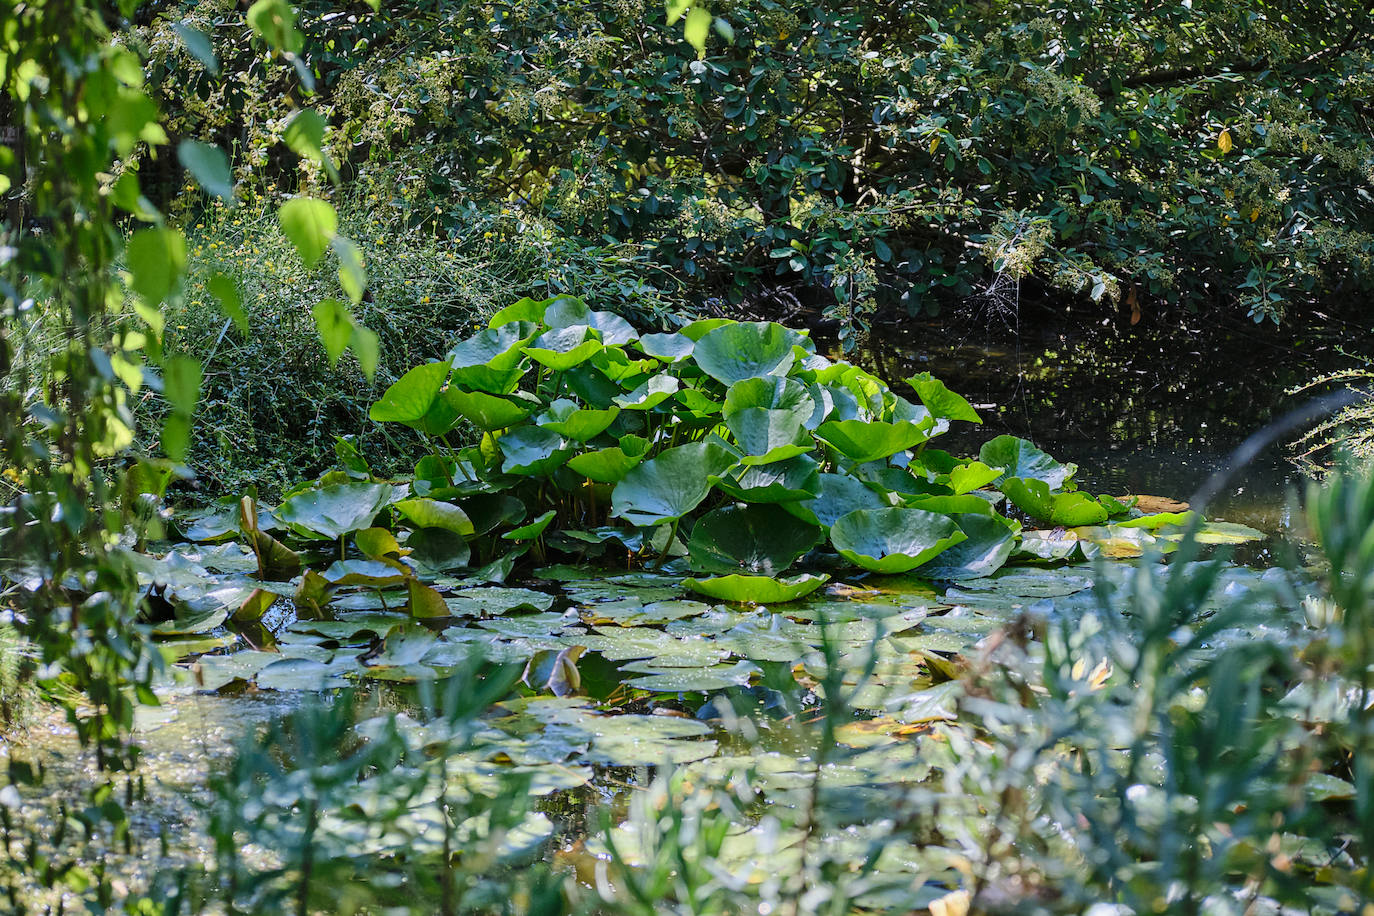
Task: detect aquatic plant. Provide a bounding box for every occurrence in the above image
[220,294,1240,607]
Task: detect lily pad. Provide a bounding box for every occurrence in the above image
[367,360,452,432]
[1000,477,1108,527]
[830,508,967,575]
[567,435,651,483]
[786,473,891,527]
[816,419,934,464]
[623,660,759,692]
[691,321,798,384]
[443,388,539,431]
[637,332,694,361]
[613,374,680,410]
[535,399,620,441]
[522,325,603,370]
[979,435,1076,488]
[687,504,821,575]
[611,440,738,526]
[277,482,398,540]
[915,513,1016,580]
[499,427,573,476]
[906,372,981,423]
[393,498,476,536]
[681,573,830,604]
[710,455,822,503]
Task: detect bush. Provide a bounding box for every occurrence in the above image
[135,0,1374,341]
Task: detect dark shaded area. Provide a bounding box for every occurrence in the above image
[841,301,1374,532]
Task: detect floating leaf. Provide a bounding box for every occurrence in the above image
[830,508,967,575]
[623,660,758,692]
[682,573,830,604]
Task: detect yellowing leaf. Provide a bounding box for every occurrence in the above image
[929,135,940,155]
[1217,128,1232,154]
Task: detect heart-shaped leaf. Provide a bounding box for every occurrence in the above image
[687,504,821,575]
[830,507,967,574]
[611,440,738,526]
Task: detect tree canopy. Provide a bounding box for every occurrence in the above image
[140,0,1374,339]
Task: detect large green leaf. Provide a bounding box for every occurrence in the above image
[448,322,537,392]
[489,296,552,327]
[536,399,621,441]
[691,321,800,384]
[278,197,337,268]
[978,435,1076,488]
[567,436,651,483]
[681,573,829,604]
[499,427,574,476]
[613,375,679,410]
[177,140,234,201]
[710,455,821,503]
[914,513,1016,580]
[1000,477,1108,527]
[687,504,821,575]
[393,498,475,536]
[816,418,934,464]
[277,481,397,540]
[611,440,738,526]
[522,325,603,370]
[442,388,539,431]
[544,297,638,346]
[830,508,967,574]
[368,360,452,429]
[722,377,815,460]
[638,332,694,361]
[784,473,891,527]
[126,227,187,304]
[906,372,981,423]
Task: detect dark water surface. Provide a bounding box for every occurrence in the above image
[841,307,1371,539]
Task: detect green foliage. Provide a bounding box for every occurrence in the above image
[161,173,692,498]
[139,0,1374,337]
[194,297,1227,608]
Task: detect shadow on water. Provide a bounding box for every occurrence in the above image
[837,306,1373,542]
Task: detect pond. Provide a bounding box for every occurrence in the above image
[4,309,1358,913]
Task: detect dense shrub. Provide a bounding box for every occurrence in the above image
[136,0,1374,341]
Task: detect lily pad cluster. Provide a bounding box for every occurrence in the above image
[182,296,1242,607]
